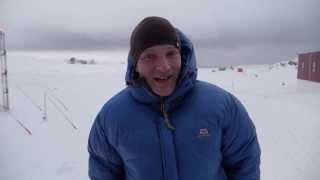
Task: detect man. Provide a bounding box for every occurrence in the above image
[88,16,261,180]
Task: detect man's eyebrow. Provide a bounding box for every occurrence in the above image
[141,51,154,55]
[141,48,155,54]
[166,47,179,51]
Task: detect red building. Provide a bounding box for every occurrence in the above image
[297,51,320,83]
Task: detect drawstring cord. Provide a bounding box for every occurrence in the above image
[160,103,176,131]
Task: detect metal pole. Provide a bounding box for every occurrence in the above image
[42,91,47,121]
[0,31,9,110]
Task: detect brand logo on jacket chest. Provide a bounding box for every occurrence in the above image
[197,128,210,138]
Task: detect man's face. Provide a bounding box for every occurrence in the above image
[136,44,182,97]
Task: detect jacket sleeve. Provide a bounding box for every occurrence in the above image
[88,112,125,180]
[221,93,261,180]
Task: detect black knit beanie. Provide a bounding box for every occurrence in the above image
[129,16,180,64]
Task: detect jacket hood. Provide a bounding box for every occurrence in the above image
[125,29,197,107]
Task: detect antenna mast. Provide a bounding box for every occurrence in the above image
[0,29,9,111]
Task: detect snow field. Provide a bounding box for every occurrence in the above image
[1,50,319,179]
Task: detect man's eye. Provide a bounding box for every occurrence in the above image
[141,54,156,62]
[167,50,179,57]
[146,54,156,59]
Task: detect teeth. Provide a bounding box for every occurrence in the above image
[155,76,172,81]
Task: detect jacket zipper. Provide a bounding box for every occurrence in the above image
[159,101,176,180]
[160,102,176,131]
[157,123,167,180]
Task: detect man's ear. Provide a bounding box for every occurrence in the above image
[135,62,141,74]
[133,65,140,79]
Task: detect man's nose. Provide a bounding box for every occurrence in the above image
[155,56,170,72]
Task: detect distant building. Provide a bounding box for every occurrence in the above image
[297,51,320,83]
[237,67,243,72]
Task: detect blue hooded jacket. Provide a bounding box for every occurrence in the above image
[88,29,260,180]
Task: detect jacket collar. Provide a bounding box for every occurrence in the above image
[125,29,198,110]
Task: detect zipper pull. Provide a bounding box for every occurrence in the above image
[160,103,176,131]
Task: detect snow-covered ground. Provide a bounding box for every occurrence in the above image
[1,50,319,180]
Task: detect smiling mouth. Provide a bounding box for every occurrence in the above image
[154,76,172,82]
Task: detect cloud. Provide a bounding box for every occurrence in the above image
[1,0,319,64]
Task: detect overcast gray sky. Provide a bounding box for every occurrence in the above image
[1,0,320,66]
